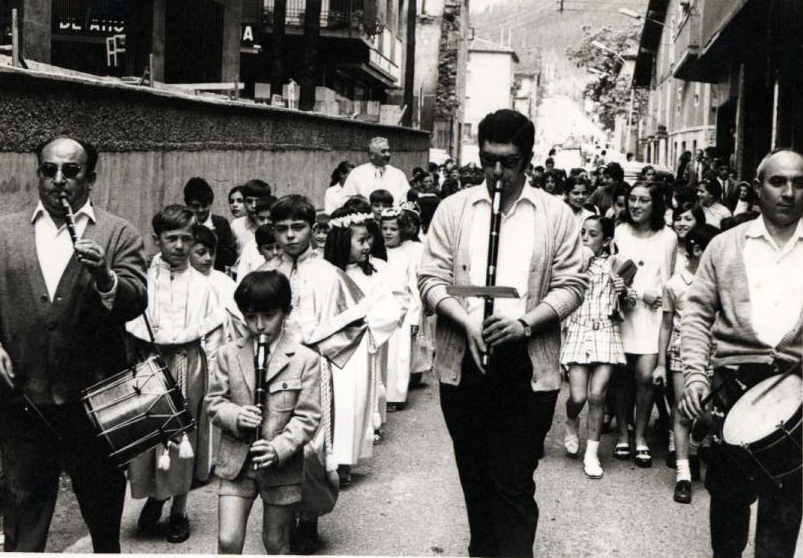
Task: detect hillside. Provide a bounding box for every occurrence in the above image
[470,0,646,103]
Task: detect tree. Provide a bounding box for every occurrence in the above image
[566,25,647,131]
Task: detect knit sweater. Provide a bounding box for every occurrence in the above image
[417,184,587,392]
[681,220,803,388]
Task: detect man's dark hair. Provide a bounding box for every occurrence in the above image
[255,224,276,246]
[242,179,272,199]
[369,189,394,205]
[270,194,316,225]
[192,223,218,251]
[234,270,292,314]
[184,177,214,205]
[153,204,195,235]
[684,225,717,257]
[36,137,99,174]
[477,109,535,163]
[604,162,624,183]
[545,157,555,166]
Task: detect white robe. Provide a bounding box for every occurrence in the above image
[384,242,423,404]
[332,258,405,465]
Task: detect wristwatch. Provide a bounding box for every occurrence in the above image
[517,318,532,338]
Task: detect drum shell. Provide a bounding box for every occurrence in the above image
[723,407,802,482]
[82,356,195,466]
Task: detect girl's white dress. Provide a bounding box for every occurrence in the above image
[331,258,405,465]
[613,224,677,355]
[384,241,423,404]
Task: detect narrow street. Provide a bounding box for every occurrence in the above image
[56,371,738,556]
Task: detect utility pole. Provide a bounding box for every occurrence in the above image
[402,0,416,127]
[299,0,322,111]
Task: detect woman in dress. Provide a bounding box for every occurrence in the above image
[612,182,677,467]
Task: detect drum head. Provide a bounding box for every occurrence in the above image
[722,374,803,446]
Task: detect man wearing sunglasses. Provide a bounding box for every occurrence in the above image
[418,109,586,557]
[0,136,148,552]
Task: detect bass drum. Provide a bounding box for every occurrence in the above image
[721,373,802,482]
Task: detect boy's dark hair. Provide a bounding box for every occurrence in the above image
[241,179,272,199]
[255,224,276,246]
[192,223,218,251]
[36,137,99,174]
[622,181,667,231]
[478,109,535,163]
[545,157,555,166]
[153,204,195,235]
[183,177,214,205]
[234,270,292,314]
[563,176,589,195]
[684,225,717,257]
[255,196,277,215]
[533,165,545,173]
[369,189,394,205]
[228,185,243,200]
[270,194,316,225]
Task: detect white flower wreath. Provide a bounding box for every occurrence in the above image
[329,212,374,228]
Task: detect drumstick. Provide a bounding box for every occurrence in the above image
[750,370,795,402]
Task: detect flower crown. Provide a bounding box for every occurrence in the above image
[329,212,374,228]
[379,207,403,219]
[399,201,421,215]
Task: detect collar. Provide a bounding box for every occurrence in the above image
[201,214,214,228]
[746,215,803,241]
[679,268,695,285]
[31,199,96,224]
[279,244,317,267]
[151,252,190,273]
[371,163,387,173]
[469,180,538,210]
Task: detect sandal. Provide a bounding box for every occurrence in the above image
[613,442,631,460]
[634,446,653,468]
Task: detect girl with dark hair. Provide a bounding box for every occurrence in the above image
[323,207,406,485]
[380,207,424,412]
[560,216,626,479]
[671,202,706,270]
[611,182,678,467]
[732,181,760,216]
[324,161,355,214]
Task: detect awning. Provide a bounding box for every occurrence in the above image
[336,62,397,89]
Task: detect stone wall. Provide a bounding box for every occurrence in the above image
[0,65,429,252]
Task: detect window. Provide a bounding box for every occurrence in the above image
[694,82,701,107]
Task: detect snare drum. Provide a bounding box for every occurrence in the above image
[721,373,802,483]
[82,355,195,467]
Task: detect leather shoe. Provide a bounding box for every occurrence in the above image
[137,498,165,534]
[673,480,692,504]
[166,514,190,544]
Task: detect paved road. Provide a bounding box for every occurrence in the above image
[56,371,762,556]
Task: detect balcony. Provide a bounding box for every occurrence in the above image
[671,7,702,81]
[260,0,382,34]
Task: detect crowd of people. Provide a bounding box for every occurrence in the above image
[0,110,800,558]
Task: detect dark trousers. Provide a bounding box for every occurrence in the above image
[706,441,802,558]
[0,400,126,553]
[440,342,559,558]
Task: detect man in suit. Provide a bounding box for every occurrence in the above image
[183,177,238,272]
[683,149,709,187]
[0,136,148,552]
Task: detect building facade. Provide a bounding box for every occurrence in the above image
[633,0,803,179]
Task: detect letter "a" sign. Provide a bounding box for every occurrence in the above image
[242,25,254,42]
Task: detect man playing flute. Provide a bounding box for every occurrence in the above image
[0,136,148,552]
[418,109,587,557]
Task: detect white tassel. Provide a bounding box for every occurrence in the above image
[178,433,194,460]
[157,444,172,470]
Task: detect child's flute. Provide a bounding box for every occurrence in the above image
[252,333,269,456]
[58,192,79,245]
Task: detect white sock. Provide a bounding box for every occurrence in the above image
[584,440,600,460]
[565,415,579,436]
[676,459,691,482]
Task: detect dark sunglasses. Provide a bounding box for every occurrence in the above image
[38,163,83,179]
[479,153,523,170]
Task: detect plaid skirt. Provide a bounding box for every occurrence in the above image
[561,318,626,366]
[668,329,684,373]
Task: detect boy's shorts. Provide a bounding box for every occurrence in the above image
[218,461,302,505]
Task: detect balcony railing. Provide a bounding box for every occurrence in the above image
[261,0,381,33]
[672,7,701,80]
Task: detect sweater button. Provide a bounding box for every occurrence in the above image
[40,295,48,303]
[282,382,287,389]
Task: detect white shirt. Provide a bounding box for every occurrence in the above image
[342,162,410,206]
[32,200,117,306]
[324,184,351,214]
[466,184,536,325]
[230,216,257,257]
[236,238,269,283]
[743,217,803,347]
